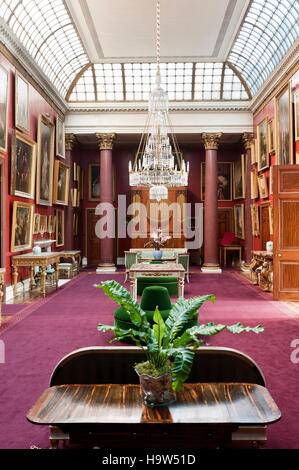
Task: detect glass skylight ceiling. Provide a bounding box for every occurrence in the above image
[68,62,250,102]
[228,0,299,95]
[0,0,297,103]
[0,0,89,97]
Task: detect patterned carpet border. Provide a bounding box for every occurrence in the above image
[0,272,89,336]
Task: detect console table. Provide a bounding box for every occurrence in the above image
[26,382,281,449]
[129,262,185,300]
[0,268,5,326]
[11,252,61,297]
[250,251,273,292]
[59,250,81,277]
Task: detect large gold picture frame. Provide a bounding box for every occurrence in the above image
[234,204,245,239]
[11,201,34,252]
[15,71,29,134]
[250,166,258,199]
[56,116,65,159]
[250,204,259,236]
[36,114,54,206]
[53,160,70,205]
[0,64,9,154]
[257,117,269,171]
[233,154,246,199]
[56,209,64,247]
[275,81,293,165]
[10,130,36,199]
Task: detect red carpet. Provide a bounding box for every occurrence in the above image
[0,270,298,449]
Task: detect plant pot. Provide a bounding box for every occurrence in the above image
[137,372,176,406]
[153,249,162,260]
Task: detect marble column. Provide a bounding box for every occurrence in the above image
[242,132,254,271]
[65,133,77,250]
[201,133,222,273]
[95,133,116,273]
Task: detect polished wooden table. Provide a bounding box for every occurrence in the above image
[11,252,61,297]
[129,262,185,300]
[0,267,5,326]
[26,383,281,449]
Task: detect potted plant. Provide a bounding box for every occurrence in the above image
[96,280,264,406]
[144,228,171,259]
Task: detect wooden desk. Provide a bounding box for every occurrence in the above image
[59,250,81,277]
[11,252,61,297]
[219,245,242,266]
[0,268,5,326]
[26,383,281,449]
[129,262,185,300]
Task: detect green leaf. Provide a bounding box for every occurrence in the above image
[187,322,227,337]
[153,306,166,348]
[226,322,264,334]
[169,348,195,391]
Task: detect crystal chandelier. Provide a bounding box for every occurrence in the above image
[129,0,189,201]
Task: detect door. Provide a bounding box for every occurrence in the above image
[273,165,299,300]
[260,204,270,251]
[86,208,101,266]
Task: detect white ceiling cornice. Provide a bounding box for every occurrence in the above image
[0,18,68,115]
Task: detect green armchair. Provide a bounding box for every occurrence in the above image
[177,253,190,283]
[124,251,137,283]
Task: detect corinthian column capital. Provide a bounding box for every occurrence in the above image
[96,133,116,150]
[242,132,254,150]
[65,133,77,151]
[202,133,222,150]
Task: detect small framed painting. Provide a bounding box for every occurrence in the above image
[0,64,9,154]
[11,201,34,252]
[275,82,293,165]
[250,204,259,237]
[88,163,100,201]
[33,213,40,235]
[257,117,269,171]
[56,209,64,247]
[15,71,29,134]
[251,139,256,164]
[36,114,55,206]
[234,204,245,239]
[56,116,65,159]
[39,215,48,236]
[10,130,36,199]
[268,119,275,155]
[53,160,69,205]
[48,215,56,234]
[250,167,258,199]
[233,154,246,199]
[257,174,268,199]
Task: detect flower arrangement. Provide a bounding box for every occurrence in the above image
[144,228,171,251]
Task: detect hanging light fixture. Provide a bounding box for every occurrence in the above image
[129,0,189,202]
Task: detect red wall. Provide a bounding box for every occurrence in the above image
[0,51,67,284]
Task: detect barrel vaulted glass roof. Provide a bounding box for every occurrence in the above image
[0,0,298,103]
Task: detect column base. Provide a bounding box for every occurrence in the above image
[201,264,222,273]
[96,264,117,274]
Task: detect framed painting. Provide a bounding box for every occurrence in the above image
[88,163,100,201]
[53,160,69,205]
[269,205,273,236]
[11,201,34,252]
[33,213,40,235]
[234,204,244,239]
[268,119,275,155]
[10,130,36,199]
[269,166,273,195]
[233,154,246,200]
[36,114,54,206]
[39,215,48,236]
[15,71,29,134]
[251,139,256,164]
[250,204,259,237]
[56,116,65,159]
[56,209,64,247]
[0,64,9,154]
[257,174,268,199]
[48,215,56,234]
[257,118,269,171]
[250,167,258,199]
[275,82,293,165]
[201,162,232,201]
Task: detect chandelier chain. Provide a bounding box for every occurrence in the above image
[156,0,160,72]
